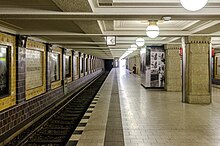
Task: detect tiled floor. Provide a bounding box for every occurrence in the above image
[118,68,220,146]
[73,68,220,146]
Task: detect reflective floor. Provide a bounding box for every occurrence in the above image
[118,67,220,146]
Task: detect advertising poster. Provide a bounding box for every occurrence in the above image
[145,49,151,87]
[149,46,165,87]
[73,56,78,77]
[0,46,9,96]
[85,58,88,72]
[140,46,165,88]
[26,49,43,90]
[214,53,220,79]
[216,56,220,78]
[80,57,84,74]
[65,56,71,78]
[50,53,60,82]
[140,48,147,86]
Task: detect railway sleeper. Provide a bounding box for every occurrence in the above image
[53,117,78,121]
[37,129,70,135]
[58,113,81,117]
[29,135,66,140]
[49,121,78,125]
[26,139,64,144]
[36,132,70,137]
[43,124,74,129]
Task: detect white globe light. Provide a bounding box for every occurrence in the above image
[146,25,159,38]
[136,38,145,47]
[126,50,133,54]
[180,0,208,11]
[130,44,137,50]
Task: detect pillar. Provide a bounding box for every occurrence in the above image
[184,36,211,104]
[62,48,68,95]
[164,44,182,92]
[46,44,52,91]
[72,50,75,81]
[16,35,27,104]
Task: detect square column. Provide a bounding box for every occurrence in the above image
[165,44,182,92]
[16,35,27,104]
[46,44,52,91]
[184,36,211,104]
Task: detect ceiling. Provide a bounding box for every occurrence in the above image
[0,0,220,59]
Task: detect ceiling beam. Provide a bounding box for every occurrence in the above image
[1,11,220,20]
[18,30,191,37]
[190,20,220,33]
[49,41,107,44]
[64,46,110,49]
[19,31,220,37]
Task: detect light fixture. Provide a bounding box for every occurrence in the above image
[128,48,133,51]
[162,16,172,21]
[130,44,137,50]
[126,50,133,53]
[146,21,159,39]
[180,0,208,11]
[120,48,134,59]
[136,38,145,47]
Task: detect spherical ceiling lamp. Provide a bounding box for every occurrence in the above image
[180,0,208,11]
[126,50,133,53]
[136,38,145,47]
[130,44,137,50]
[146,21,159,39]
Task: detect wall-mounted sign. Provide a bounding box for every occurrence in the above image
[106,36,116,46]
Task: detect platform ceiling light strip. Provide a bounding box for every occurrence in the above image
[180,0,209,11]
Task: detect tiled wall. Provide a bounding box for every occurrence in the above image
[0,33,105,144]
[50,47,63,90]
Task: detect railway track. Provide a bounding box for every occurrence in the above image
[6,72,109,146]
